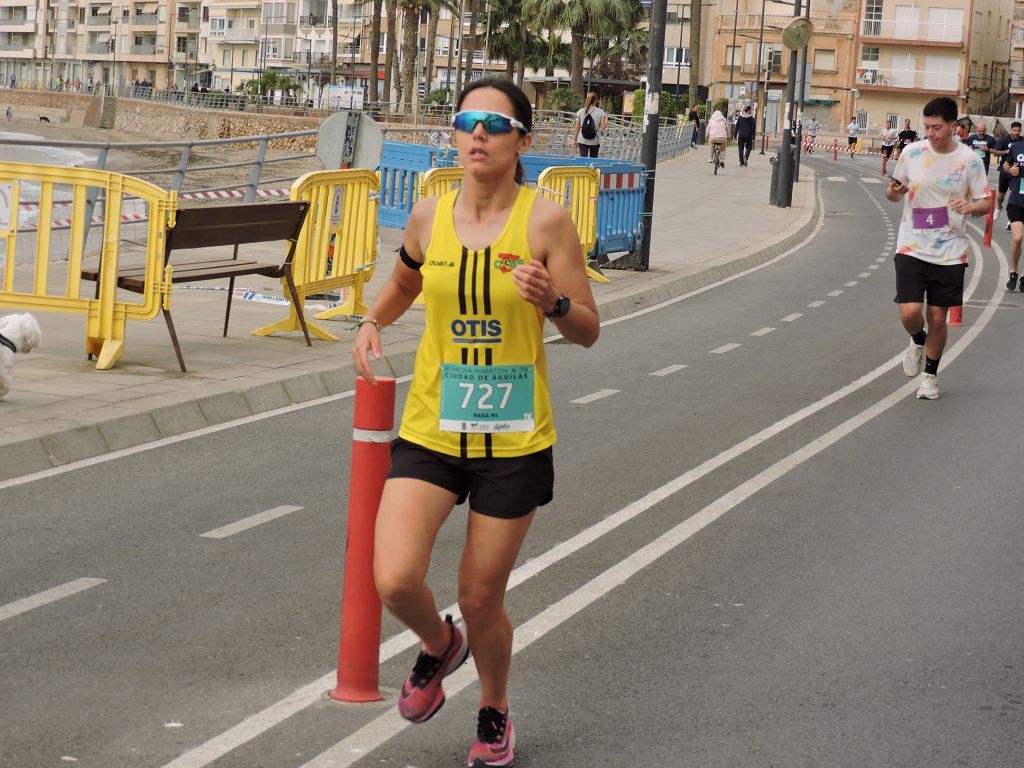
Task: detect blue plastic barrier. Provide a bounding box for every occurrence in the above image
[592,163,646,259]
[378,141,442,229]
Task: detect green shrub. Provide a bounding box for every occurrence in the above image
[713,97,729,115]
[548,88,583,112]
[423,88,450,105]
[631,88,645,124]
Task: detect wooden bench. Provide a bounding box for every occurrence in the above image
[83,200,311,372]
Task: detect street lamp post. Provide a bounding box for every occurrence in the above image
[110,17,118,94]
[727,0,738,105]
[775,0,802,208]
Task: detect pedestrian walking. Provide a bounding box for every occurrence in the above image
[734,105,755,166]
[991,121,1021,230]
[885,96,990,400]
[352,77,599,767]
[805,114,818,154]
[688,105,700,147]
[879,120,898,176]
[573,91,607,158]
[847,116,859,157]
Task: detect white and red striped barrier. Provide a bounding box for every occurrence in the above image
[601,171,641,190]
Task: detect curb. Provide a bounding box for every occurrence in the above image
[0,174,821,482]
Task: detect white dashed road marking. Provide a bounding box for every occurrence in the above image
[828,290,844,297]
[200,506,306,539]
[860,177,883,184]
[868,264,879,270]
[649,364,688,377]
[571,389,620,405]
[780,313,803,322]
[859,272,872,278]
[751,327,776,337]
[710,343,742,354]
[808,300,826,307]
[0,578,107,624]
[876,257,886,262]
[827,176,847,181]
[844,281,859,287]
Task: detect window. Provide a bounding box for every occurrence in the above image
[923,53,959,90]
[927,7,963,42]
[664,46,689,67]
[813,49,835,71]
[893,5,917,38]
[419,36,425,52]
[241,50,247,65]
[856,110,868,130]
[863,0,882,34]
[440,8,451,19]
[202,6,208,21]
[886,112,900,128]
[176,36,187,52]
[379,30,386,53]
[222,49,229,65]
[890,51,914,86]
[725,45,739,68]
[764,46,782,73]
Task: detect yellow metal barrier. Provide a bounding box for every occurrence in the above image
[417,166,466,200]
[536,166,607,284]
[0,161,176,369]
[252,169,379,342]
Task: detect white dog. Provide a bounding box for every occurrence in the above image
[0,313,42,401]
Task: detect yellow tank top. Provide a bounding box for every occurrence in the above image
[399,186,556,458]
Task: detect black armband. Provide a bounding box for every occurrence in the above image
[399,245,422,271]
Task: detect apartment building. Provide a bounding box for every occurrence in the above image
[851,0,1011,131]
[1008,1,1024,116]
[711,0,858,132]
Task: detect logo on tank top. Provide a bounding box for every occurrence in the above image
[494,253,523,273]
[450,318,503,344]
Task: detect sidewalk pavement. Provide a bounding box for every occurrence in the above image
[0,146,819,481]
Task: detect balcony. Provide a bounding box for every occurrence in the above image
[86,42,109,53]
[299,13,328,27]
[224,27,257,42]
[174,18,198,32]
[130,43,156,54]
[0,18,33,30]
[86,14,110,25]
[855,66,960,92]
[0,41,30,50]
[858,18,963,45]
[1011,73,1024,92]
[130,12,157,25]
[718,14,852,34]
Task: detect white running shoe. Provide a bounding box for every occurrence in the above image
[902,341,925,377]
[916,373,939,400]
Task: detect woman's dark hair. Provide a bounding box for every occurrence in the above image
[455,78,532,183]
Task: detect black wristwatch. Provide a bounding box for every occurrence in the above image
[545,294,571,318]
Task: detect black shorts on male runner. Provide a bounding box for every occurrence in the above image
[387,437,554,519]
[881,145,894,158]
[893,252,967,307]
[1007,203,1024,224]
[999,171,1012,195]
[848,136,858,146]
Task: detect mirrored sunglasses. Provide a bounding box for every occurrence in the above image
[452,110,527,135]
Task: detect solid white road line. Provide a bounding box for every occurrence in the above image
[750,327,776,337]
[807,300,826,307]
[710,343,742,354]
[161,237,992,768]
[780,313,803,322]
[199,506,305,540]
[570,389,619,405]
[828,290,844,296]
[0,578,107,624]
[649,364,688,377]
[299,236,1000,768]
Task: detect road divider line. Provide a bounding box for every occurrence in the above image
[298,233,1001,768]
[0,578,107,623]
[808,300,825,307]
[158,216,993,768]
[780,313,803,322]
[844,281,859,287]
[828,290,844,297]
[750,328,776,337]
[199,506,305,540]
[649,364,688,377]
[858,272,872,278]
[570,389,619,405]
[710,343,741,354]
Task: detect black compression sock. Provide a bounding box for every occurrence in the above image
[924,356,940,376]
[911,330,927,346]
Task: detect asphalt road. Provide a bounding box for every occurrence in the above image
[2,154,1022,768]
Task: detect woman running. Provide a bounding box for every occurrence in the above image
[353,77,599,767]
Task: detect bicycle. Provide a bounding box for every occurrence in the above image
[712,142,723,175]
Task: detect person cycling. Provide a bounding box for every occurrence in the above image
[353,77,599,768]
[706,110,729,166]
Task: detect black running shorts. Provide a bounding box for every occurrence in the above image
[1008,204,1024,224]
[848,136,858,146]
[893,252,967,307]
[999,170,1012,195]
[387,437,554,519]
[881,145,894,158]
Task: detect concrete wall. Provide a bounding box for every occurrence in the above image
[0,90,90,123]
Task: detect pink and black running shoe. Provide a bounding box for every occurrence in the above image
[467,706,516,767]
[397,615,469,723]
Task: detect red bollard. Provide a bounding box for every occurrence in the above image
[982,188,996,248]
[833,139,838,161]
[948,305,963,327]
[331,376,396,703]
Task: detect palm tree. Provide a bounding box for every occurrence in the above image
[423,0,457,97]
[383,0,398,107]
[523,0,635,92]
[368,0,384,104]
[688,0,702,111]
[398,0,419,110]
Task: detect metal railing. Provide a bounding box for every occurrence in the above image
[858,17,963,43]
[855,67,960,91]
